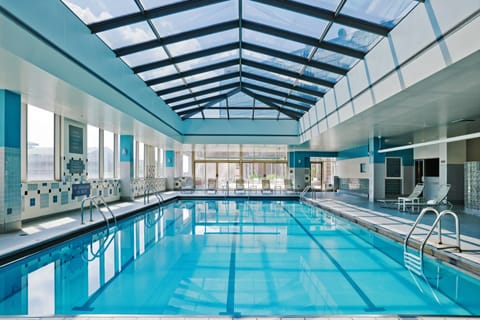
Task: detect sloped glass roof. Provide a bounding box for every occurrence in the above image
[61,0,418,120]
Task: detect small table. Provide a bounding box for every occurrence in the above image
[397,197,419,211]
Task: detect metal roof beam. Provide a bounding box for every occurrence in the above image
[242,82,316,105]
[242,59,335,88]
[133,42,239,73]
[114,20,238,56]
[156,72,240,96]
[242,42,348,75]
[146,59,238,86]
[172,93,229,111]
[242,19,365,59]
[241,88,301,120]
[243,90,310,112]
[88,0,229,33]
[165,82,239,104]
[180,88,240,118]
[251,0,390,36]
[242,72,324,97]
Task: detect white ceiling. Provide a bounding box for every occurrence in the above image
[302,49,480,151]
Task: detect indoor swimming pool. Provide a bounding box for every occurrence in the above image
[0,199,479,316]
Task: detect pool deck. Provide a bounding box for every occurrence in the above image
[1,190,480,319]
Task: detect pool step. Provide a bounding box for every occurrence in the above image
[404,251,422,275]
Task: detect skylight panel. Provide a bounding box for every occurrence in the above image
[121,47,169,67]
[151,1,237,37]
[294,0,340,12]
[311,48,359,69]
[182,66,238,84]
[97,21,155,50]
[61,0,139,24]
[176,50,238,72]
[340,0,417,28]
[138,65,177,81]
[254,109,280,119]
[166,29,238,56]
[139,0,184,10]
[229,110,253,118]
[324,24,382,52]
[161,89,191,101]
[303,66,342,83]
[150,78,184,92]
[242,30,312,58]
[244,0,329,38]
[242,50,304,74]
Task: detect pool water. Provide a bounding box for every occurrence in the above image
[0,199,479,316]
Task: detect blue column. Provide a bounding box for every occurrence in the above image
[119,135,134,200]
[0,90,21,232]
[165,150,175,190]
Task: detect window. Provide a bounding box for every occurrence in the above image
[27,105,54,181]
[138,142,145,178]
[87,125,99,179]
[104,130,115,178]
[386,157,402,178]
[182,154,190,176]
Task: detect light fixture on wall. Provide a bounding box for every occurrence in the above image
[378,131,480,153]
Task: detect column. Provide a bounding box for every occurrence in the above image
[0,90,21,232]
[119,135,134,201]
[368,137,385,202]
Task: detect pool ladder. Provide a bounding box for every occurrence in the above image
[81,195,117,228]
[300,185,311,199]
[144,185,164,206]
[404,207,461,276]
[80,195,117,262]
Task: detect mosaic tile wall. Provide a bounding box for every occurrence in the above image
[465,161,480,214]
[338,177,369,197]
[21,179,121,220]
[132,178,167,198]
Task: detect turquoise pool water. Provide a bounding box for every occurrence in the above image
[0,199,479,316]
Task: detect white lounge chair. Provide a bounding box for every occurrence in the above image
[413,184,452,209]
[261,179,273,193]
[207,178,217,193]
[378,183,424,211]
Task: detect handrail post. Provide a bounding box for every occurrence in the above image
[89,197,94,222]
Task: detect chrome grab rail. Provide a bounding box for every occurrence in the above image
[404,207,461,275]
[300,185,311,199]
[81,195,117,227]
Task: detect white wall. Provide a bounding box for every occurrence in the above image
[336,157,369,179]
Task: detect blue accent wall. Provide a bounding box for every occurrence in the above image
[119,135,134,162]
[166,150,175,168]
[369,137,385,164]
[0,90,21,148]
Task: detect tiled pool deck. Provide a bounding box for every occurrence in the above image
[1,190,480,320]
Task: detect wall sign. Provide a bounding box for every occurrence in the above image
[72,183,91,198]
[69,125,83,154]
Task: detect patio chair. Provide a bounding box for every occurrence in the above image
[261,179,273,193]
[181,177,194,194]
[234,178,245,193]
[378,183,424,211]
[413,184,452,210]
[207,178,217,193]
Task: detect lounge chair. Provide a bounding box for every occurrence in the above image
[378,183,424,211]
[261,179,273,193]
[234,179,245,193]
[284,178,293,192]
[207,178,217,193]
[412,184,452,210]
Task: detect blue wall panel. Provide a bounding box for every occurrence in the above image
[166,150,175,168]
[119,135,134,162]
[0,90,21,148]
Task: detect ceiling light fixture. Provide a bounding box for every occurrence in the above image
[378,131,480,153]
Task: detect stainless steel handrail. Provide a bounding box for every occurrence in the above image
[404,207,461,274]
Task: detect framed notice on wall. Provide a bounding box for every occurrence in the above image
[69,125,83,154]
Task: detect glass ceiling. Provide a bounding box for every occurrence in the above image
[61,0,418,120]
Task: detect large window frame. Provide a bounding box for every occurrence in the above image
[24,104,59,182]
